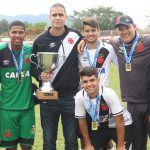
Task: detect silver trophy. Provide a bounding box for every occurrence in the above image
[30,52,59,100]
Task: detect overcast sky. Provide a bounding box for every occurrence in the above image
[0,0,150,29]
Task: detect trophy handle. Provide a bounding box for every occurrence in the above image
[30,54,41,69]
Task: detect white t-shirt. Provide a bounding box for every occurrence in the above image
[75,86,132,128]
[78,40,118,86]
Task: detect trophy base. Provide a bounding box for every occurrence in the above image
[36,90,58,100]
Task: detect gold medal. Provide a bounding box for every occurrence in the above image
[125,63,131,72]
[18,74,21,82]
[91,121,98,130]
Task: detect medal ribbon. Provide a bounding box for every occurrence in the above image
[86,91,101,122]
[9,46,24,78]
[85,41,100,67]
[122,33,139,64]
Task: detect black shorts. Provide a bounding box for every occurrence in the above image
[90,125,133,150]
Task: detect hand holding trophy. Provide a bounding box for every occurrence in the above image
[30,52,59,100]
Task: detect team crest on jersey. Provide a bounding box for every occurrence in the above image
[97,55,104,64]
[100,102,109,111]
[4,129,12,138]
[2,60,10,66]
[24,57,30,64]
[136,41,144,52]
[68,38,74,44]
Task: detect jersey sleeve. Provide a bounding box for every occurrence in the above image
[103,86,123,116]
[75,91,86,118]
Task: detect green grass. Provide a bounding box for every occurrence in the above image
[32,64,150,150]
[1,65,150,149]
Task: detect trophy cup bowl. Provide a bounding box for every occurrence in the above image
[30,52,59,100]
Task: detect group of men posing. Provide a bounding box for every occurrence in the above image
[0,3,150,150]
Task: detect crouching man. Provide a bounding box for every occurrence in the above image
[75,66,132,150]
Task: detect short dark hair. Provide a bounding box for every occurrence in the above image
[82,18,99,30]
[79,66,98,78]
[9,20,25,31]
[50,3,66,14]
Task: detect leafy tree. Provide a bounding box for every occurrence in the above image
[34,22,47,34]
[0,20,47,35]
[26,22,47,35]
[0,19,9,34]
[70,6,123,31]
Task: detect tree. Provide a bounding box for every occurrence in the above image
[70,6,123,31]
[0,20,47,36]
[26,22,47,35]
[34,22,47,34]
[0,19,9,34]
